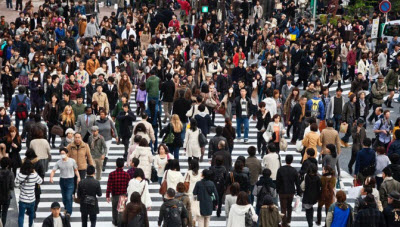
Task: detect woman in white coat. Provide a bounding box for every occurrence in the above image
[227,191,258,227]
[357,54,370,78]
[133,138,154,179]
[183,159,202,199]
[183,118,202,163]
[162,159,184,191]
[127,168,152,209]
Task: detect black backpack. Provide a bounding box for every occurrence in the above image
[15,96,28,120]
[165,203,182,227]
[211,166,226,192]
[255,184,273,209]
[127,208,145,227]
[0,171,11,204]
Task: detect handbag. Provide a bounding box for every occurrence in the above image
[279,138,288,151]
[225,172,235,194]
[184,174,190,193]
[198,130,207,147]
[262,131,272,143]
[51,125,64,137]
[216,105,226,115]
[205,96,217,108]
[339,122,348,133]
[117,195,127,212]
[164,124,175,144]
[245,207,257,227]
[159,170,168,195]
[295,140,304,152]
[319,120,327,132]
[191,200,201,217]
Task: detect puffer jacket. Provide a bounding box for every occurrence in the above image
[132,146,154,180]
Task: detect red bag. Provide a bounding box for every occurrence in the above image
[353,179,361,187]
[319,120,327,132]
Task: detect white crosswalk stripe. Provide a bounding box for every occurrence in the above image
[1,84,358,227]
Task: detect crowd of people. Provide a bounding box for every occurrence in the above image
[0,0,399,226]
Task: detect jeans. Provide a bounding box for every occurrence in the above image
[333,114,342,131]
[6,0,12,8]
[236,116,249,139]
[60,177,75,215]
[158,177,163,185]
[181,123,187,141]
[341,62,348,79]
[169,146,180,160]
[82,212,97,227]
[18,201,35,227]
[15,117,26,135]
[111,195,122,225]
[279,194,294,227]
[0,201,10,226]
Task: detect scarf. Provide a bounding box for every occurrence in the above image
[91,135,99,149]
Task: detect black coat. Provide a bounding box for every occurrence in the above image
[77,176,102,215]
[103,84,119,111]
[86,83,97,105]
[160,80,175,102]
[116,110,136,139]
[160,123,183,148]
[291,48,303,66]
[256,110,271,131]
[226,170,251,192]
[172,98,192,124]
[276,165,302,195]
[195,114,212,135]
[42,214,71,227]
[1,136,22,169]
[302,174,321,205]
[231,66,247,83]
[211,150,232,171]
[290,103,303,123]
[234,96,253,118]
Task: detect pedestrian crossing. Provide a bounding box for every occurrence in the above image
[3,84,358,227]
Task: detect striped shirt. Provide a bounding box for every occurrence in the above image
[15,172,43,203]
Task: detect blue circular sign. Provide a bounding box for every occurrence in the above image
[379,0,391,13]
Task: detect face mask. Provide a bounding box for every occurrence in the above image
[229,89,233,93]
[61,154,67,159]
[361,195,366,199]
[34,78,38,81]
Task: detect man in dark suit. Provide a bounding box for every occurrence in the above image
[15,12,25,29]
[225,35,238,57]
[290,43,303,76]
[295,51,314,90]
[103,77,119,113]
[239,30,253,54]
[184,53,198,73]
[211,140,232,171]
[30,13,42,30]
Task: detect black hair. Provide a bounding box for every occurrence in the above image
[0,157,11,169]
[306,148,315,157]
[131,158,140,167]
[133,168,145,179]
[116,158,125,168]
[25,148,38,160]
[215,155,224,166]
[285,155,293,164]
[383,167,393,177]
[326,144,337,158]
[247,146,256,156]
[327,119,334,127]
[202,169,213,181]
[189,159,200,175]
[363,138,372,147]
[190,118,198,131]
[87,165,95,175]
[389,153,400,164]
[59,148,69,154]
[262,168,272,178]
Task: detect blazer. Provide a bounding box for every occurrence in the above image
[103,84,119,111]
[75,114,97,138]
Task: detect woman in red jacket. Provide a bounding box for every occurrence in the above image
[233,47,246,67]
[63,74,81,102]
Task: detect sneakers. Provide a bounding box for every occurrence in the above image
[244,139,249,144]
[340,140,350,148]
[235,138,242,142]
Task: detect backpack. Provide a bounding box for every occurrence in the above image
[127,207,145,227]
[0,171,10,204]
[255,184,273,209]
[310,99,320,118]
[165,204,182,227]
[15,96,28,120]
[211,166,226,192]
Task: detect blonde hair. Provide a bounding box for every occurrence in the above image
[171,114,183,133]
[61,105,75,125]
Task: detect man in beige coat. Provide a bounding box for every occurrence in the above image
[319,119,341,155]
[92,85,109,113]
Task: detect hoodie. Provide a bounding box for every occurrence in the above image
[227,204,258,227]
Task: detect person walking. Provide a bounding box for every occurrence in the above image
[75,107,97,143]
[0,158,14,227]
[325,190,354,227]
[302,164,321,227]
[354,194,386,227]
[368,75,387,123]
[276,155,302,227]
[160,114,184,160]
[42,93,60,148]
[158,188,189,227]
[15,160,43,227]
[234,88,253,144]
[193,169,219,227]
[354,138,376,188]
[258,195,282,227]
[246,146,262,205]
[121,192,150,227]
[382,191,400,227]
[379,167,400,208]
[183,118,202,163]
[77,165,102,227]
[42,202,71,227]
[50,148,81,217]
[316,165,336,226]
[132,138,154,180]
[227,191,258,227]
[116,103,136,160]
[106,158,131,226]
[88,126,107,180]
[349,118,367,174]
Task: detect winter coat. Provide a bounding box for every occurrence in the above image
[162,170,184,192]
[66,141,94,171]
[29,79,44,105]
[246,156,262,185]
[226,170,251,193]
[385,69,399,90]
[127,178,152,208]
[175,192,193,227]
[195,113,212,135]
[116,110,136,139]
[259,205,282,227]
[133,146,154,179]
[227,204,258,227]
[326,202,354,227]
[302,174,321,205]
[158,198,188,227]
[371,82,387,105]
[77,176,102,215]
[63,80,81,101]
[121,202,149,227]
[193,179,219,216]
[42,214,71,227]
[351,126,366,155]
[183,128,201,158]
[379,177,400,208]
[342,101,356,123]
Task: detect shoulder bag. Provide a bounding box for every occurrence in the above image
[184,174,190,193]
[225,172,235,194]
[198,129,208,147]
[159,170,168,195]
